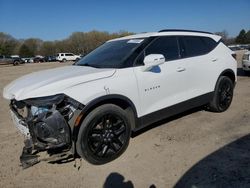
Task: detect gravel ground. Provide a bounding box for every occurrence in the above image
[0,55,249,188]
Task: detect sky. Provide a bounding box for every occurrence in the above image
[0,0,249,41]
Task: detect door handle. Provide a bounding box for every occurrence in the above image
[176,67,186,72]
[212,58,218,62]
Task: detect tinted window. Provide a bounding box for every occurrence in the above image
[66,53,73,56]
[201,37,217,51]
[145,36,179,61]
[179,36,216,58]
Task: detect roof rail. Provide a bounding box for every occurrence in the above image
[158,29,213,35]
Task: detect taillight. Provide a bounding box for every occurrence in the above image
[231,53,237,60]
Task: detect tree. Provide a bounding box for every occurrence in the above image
[0,32,19,55]
[40,41,56,56]
[19,44,34,57]
[0,30,134,56]
[245,30,250,44]
[235,29,247,44]
[23,38,43,55]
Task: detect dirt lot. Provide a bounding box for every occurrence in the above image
[0,57,250,188]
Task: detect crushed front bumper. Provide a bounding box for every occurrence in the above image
[9,95,84,168]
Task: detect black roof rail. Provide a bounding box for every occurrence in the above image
[158,29,213,35]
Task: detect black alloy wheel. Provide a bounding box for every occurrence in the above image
[208,76,234,112]
[217,78,233,110]
[88,114,127,158]
[76,104,131,164]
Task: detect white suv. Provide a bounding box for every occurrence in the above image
[242,51,250,72]
[56,53,80,62]
[3,30,237,168]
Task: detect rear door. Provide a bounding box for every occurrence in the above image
[178,36,218,97]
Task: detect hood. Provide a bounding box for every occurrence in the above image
[3,65,116,100]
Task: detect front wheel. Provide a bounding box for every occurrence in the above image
[208,76,234,112]
[76,104,131,165]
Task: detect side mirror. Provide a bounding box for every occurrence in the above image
[141,54,165,71]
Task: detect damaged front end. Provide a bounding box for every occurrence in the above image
[9,94,84,168]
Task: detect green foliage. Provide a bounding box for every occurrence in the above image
[245,30,250,44]
[235,29,247,44]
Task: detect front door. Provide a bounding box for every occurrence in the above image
[133,36,190,118]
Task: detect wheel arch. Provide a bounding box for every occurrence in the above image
[213,69,236,91]
[72,94,138,140]
[219,69,236,84]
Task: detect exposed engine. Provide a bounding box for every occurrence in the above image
[9,94,83,168]
[31,107,70,148]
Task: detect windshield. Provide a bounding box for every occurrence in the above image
[75,39,144,68]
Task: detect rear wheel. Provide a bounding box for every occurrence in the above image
[62,58,66,63]
[76,104,131,164]
[208,76,234,112]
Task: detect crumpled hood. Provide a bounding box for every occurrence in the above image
[3,65,116,100]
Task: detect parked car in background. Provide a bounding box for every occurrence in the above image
[242,51,250,73]
[56,53,80,62]
[22,58,30,63]
[0,55,24,66]
[44,56,57,62]
[228,44,250,51]
[228,46,242,51]
[33,55,45,63]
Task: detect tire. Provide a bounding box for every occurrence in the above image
[75,58,80,62]
[76,104,131,165]
[208,76,234,112]
[13,61,19,66]
[62,59,66,63]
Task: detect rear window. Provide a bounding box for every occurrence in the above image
[179,36,216,58]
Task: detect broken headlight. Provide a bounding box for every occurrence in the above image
[24,94,64,107]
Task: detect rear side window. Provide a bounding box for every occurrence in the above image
[145,36,179,61]
[201,37,217,51]
[179,36,216,58]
